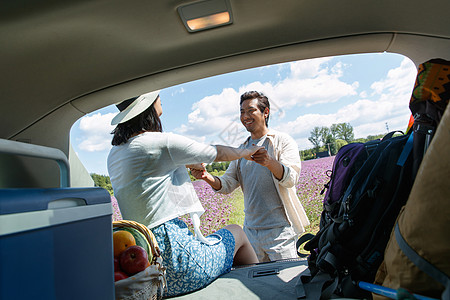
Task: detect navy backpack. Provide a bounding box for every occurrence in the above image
[318,139,380,229]
[296,131,414,299]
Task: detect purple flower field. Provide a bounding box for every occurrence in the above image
[111,195,122,221]
[111,180,236,235]
[297,156,335,232]
[179,180,236,234]
[111,156,335,235]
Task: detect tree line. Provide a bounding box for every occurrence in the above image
[91,173,113,195]
[301,122,385,160]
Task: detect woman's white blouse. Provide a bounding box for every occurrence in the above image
[107,132,217,228]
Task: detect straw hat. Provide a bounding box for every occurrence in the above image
[111,90,160,125]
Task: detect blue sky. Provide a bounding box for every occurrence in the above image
[70,53,417,175]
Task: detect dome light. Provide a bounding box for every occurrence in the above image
[178,0,233,33]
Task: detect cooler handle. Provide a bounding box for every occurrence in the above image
[0,139,70,187]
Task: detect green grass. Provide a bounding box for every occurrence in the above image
[228,188,245,225]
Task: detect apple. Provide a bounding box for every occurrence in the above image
[114,256,121,272]
[114,271,128,282]
[119,245,149,275]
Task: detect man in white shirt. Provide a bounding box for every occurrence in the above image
[191,91,309,262]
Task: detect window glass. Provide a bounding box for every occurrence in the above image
[70,52,417,240]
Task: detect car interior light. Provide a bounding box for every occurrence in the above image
[186,12,230,31]
[178,0,233,33]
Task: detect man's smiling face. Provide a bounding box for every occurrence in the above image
[240,98,269,137]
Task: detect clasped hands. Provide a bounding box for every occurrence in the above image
[187,144,270,177]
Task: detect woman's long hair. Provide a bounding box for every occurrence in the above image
[111,101,162,146]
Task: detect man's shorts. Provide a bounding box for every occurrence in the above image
[151,218,235,297]
[244,225,297,262]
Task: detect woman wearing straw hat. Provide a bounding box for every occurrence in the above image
[107,90,259,297]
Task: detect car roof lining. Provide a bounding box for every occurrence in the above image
[2,0,450,140]
[9,32,450,142]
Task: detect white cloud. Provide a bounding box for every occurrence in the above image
[370,58,417,97]
[78,113,115,152]
[272,59,357,107]
[289,57,332,79]
[276,95,412,150]
[176,88,241,138]
[272,74,358,107]
[359,91,368,98]
[175,58,360,142]
[171,87,185,96]
[275,58,416,149]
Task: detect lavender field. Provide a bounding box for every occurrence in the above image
[296,156,335,232]
[111,156,335,235]
[180,180,237,234]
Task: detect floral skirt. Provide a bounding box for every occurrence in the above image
[150,218,234,297]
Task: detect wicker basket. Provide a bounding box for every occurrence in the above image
[113,220,166,300]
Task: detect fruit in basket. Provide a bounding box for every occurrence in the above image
[114,257,121,272]
[119,245,149,275]
[114,271,128,282]
[113,230,136,257]
[113,227,153,262]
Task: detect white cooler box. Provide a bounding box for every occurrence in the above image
[0,187,115,300]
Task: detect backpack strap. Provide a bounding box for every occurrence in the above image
[296,233,315,258]
[382,130,404,141]
[397,133,414,167]
[395,224,450,299]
